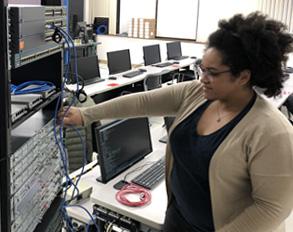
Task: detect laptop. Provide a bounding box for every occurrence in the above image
[69,55,105,86]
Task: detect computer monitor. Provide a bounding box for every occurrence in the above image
[107,49,132,75]
[95,117,153,184]
[167,41,182,60]
[73,21,88,43]
[68,55,102,85]
[143,44,161,66]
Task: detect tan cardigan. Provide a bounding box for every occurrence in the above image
[80,81,293,232]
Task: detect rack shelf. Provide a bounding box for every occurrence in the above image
[0,2,65,231]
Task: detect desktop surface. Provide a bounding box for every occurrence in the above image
[65,149,167,230]
[256,73,293,108]
[90,150,167,230]
[66,57,197,97]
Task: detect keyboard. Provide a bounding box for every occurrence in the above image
[84,77,105,86]
[131,156,165,190]
[154,62,174,68]
[172,56,189,60]
[122,70,142,78]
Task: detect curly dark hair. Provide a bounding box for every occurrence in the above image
[206,11,293,97]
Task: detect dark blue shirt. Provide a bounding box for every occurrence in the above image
[169,94,256,232]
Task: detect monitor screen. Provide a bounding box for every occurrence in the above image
[73,21,87,40]
[143,44,161,66]
[107,49,132,75]
[167,41,182,59]
[69,55,100,83]
[95,117,153,183]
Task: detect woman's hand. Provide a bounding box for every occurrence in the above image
[57,106,83,127]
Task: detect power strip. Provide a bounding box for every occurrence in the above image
[64,181,93,204]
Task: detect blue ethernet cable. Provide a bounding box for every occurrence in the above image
[11,80,55,95]
[50,24,101,232]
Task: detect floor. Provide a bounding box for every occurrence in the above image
[148,116,293,232]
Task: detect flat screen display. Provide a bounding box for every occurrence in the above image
[69,55,101,81]
[167,41,182,59]
[95,117,153,183]
[143,44,161,66]
[107,49,132,75]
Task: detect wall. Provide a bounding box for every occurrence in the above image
[92,0,259,65]
[96,34,293,69]
[96,35,205,65]
[92,0,293,67]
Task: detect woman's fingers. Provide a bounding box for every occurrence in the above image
[57,107,83,127]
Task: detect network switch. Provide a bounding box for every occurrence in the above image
[11,93,43,109]
[8,5,67,68]
[11,103,27,123]
[11,43,62,68]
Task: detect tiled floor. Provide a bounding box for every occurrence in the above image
[149,116,293,231]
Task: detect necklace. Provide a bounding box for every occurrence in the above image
[216,102,233,122]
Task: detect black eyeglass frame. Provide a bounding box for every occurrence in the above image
[197,64,232,82]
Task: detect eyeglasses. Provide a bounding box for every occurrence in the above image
[196,65,231,82]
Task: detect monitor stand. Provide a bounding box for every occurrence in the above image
[113,180,129,190]
[159,134,168,143]
[96,176,104,183]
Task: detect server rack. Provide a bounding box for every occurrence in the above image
[0,1,65,232]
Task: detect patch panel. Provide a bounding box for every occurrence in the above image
[10,119,63,232]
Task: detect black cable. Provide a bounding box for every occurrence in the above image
[61,160,99,188]
[52,28,63,43]
[123,161,156,182]
[64,72,87,103]
[0,157,7,163]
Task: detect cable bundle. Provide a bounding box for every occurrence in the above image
[50,25,100,232]
[115,184,152,207]
[11,80,55,95]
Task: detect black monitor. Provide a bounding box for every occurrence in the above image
[68,55,101,84]
[167,41,182,59]
[73,21,88,43]
[143,44,161,66]
[107,49,132,75]
[95,117,153,184]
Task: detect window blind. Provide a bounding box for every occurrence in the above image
[258,0,293,33]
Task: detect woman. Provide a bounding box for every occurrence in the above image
[58,12,293,231]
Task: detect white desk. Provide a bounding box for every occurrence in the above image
[255,74,293,108]
[66,149,167,231]
[66,57,197,97]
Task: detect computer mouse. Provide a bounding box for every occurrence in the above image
[108,76,117,80]
[139,68,147,72]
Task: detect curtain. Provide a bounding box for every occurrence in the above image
[258,0,293,33]
[87,0,116,34]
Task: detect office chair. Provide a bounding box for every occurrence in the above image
[171,58,202,83]
[141,69,170,127]
[283,93,293,125]
[143,69,170,91]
